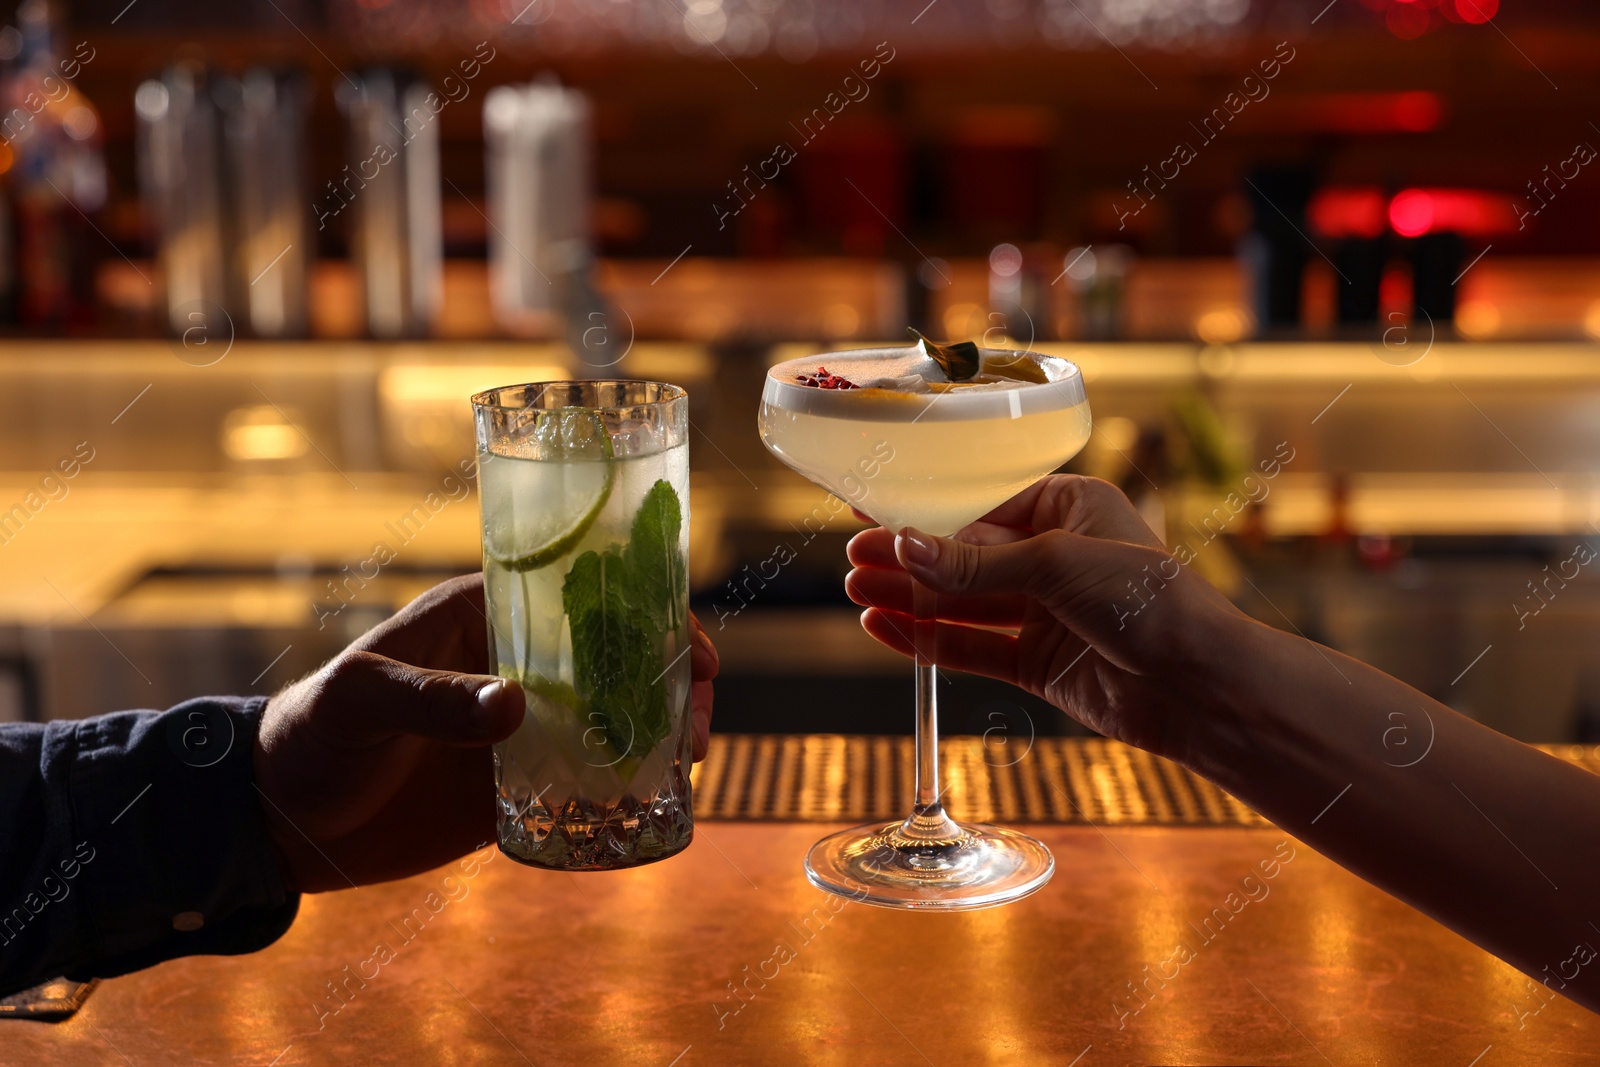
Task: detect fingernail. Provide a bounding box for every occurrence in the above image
[697,626,721,665]
[899,528,938,566]
[477,678,512,710]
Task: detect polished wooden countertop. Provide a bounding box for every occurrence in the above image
[8,824,1597,1066]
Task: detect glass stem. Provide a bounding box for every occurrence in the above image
[901,577,962,842]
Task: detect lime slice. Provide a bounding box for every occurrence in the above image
[514,670,643,785]
[520,672,588,715]
[485,409,616,572]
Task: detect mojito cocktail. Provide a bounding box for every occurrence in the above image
[474,381,692,871]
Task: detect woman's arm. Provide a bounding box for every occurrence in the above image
[1193,610,1600,1010]
[846,475,1600,1012]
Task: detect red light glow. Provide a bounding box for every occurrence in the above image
[1311,188,1389,239]
[1388,188,1521,237]
[1297,92,1447,134]
[1387,1,1432,39]
[1453,0,1499,23]
[1389,189,1435,237]
[1393,91,1444,131]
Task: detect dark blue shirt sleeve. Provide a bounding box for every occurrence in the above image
[0,696,300,996]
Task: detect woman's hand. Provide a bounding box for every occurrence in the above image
[845,475,1246,760]
[253,573,718,893]
[856,476,1600,1016]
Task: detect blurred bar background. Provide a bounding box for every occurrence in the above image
[2,0,1599,744]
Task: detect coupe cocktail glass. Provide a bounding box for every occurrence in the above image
[474,380,693,870]
[759,345,1090,909]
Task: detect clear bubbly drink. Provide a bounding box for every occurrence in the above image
[475,382,692,871]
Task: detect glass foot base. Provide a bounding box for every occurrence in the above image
[803,819,1055,911]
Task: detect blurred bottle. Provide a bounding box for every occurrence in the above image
[136,63,230,335]
[1305,186,1390,337]
[986,242,1055,344]
[1241,165,1314,336]
[904,255,949,338]
[483,79,591,337]
[1239,499,1267,552]
[221,69,310,338]
[2,0,104,330]
[1333,236,1386,333]
[337,69,441,340]
[1286,471,1355,652]
[1115,423,1169,540]
[1316,471,1356,567]
[1061,244,1131,341]
[1412,231,1463,328]
[1356,532,1401,572]
[139,64,312,339]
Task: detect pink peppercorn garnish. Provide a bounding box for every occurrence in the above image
[794,365,859,389]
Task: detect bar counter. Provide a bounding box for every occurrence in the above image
[8,823,1599,1064]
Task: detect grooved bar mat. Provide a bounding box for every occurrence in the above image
[689,735,1600,825]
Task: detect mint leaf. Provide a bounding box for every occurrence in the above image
[559,480,687,762]
[568,606,665,757]
[624,479,686,632]
[563,544,629,623]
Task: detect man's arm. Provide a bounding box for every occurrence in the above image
[0,574,720,994]
[0,697,298,996]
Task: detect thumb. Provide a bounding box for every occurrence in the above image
[322,650,526,747]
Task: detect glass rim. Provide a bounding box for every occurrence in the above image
[470,379,687,413]
[766,345,1083,383]
[761,346,1086,421]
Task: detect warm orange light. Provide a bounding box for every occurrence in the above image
[1195,309,1248,345]
[821,303,860,338]
[1583,301,1600,341]
[1456,301,1502,339]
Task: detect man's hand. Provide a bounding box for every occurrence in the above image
[845,475,1245,760]
[253,573,719,894]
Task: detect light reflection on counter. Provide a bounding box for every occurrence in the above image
[1128,888,1189,1064]
[18,824,1600,1063]
[956,906,1035,1066]
[1306,865,1356,980]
